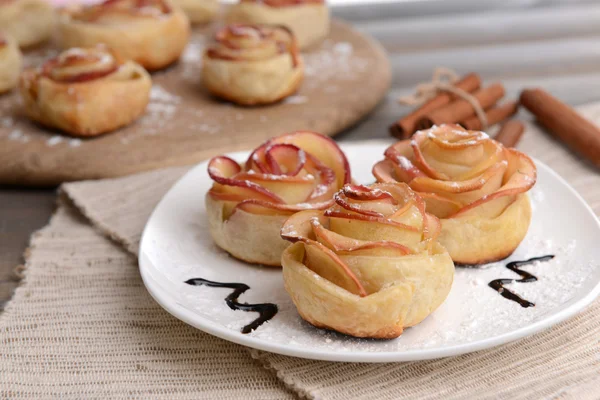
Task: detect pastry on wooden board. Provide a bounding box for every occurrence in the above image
[19,45,152,137]
[0,34,22,94]
[57,0,190,71]
[0,0,56,48]
[225,0,329,50]
[206,131,351,266]
[373,124,537,265]
[170,0,218,24]
[202,24,303,106]
[280,183,455,339]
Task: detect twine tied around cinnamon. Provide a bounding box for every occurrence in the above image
[399,67,489,130]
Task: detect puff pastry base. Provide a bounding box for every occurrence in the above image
[172,0,218,24]
[19,61,152,137]
[58,7,190,71]
[438,194,532,265]
[282,241,454,338]
[205,194,291,266]
[0,0,56,48]
[225,3,329,49]
[202,53,303,106]
[0,35,22,93]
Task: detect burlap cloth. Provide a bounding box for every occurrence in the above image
[3,104,600,399]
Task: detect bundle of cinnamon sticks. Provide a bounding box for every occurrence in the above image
[390,73,519,140]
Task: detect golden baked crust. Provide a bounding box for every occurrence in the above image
[373,124,537,265]
[19,45,152,137]
[171,0,218,24]
[0,0,56,48]
[280,183,455,339]
[202,24,303,106]
[225,0,328,49]
[0,34,22,93]
[206,131,351,266]
[58,0,190,71]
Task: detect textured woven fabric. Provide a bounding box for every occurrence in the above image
[3,104,600,399]
[0,204,294,399]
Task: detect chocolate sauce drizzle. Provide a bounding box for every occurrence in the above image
[184,278,278,334]
[489,255,555,307]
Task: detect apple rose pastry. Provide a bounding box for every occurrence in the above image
[225,0,329,49]
[202,24,303,106]
[373,124,537,265]
[19,45,152,137]
[280,183,454,339]
[170,0,218,24]
[57,0,190,71]
[0,0,56,48]
[206,131,351,266]
[0,34,22,94]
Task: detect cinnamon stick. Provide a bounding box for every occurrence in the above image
[494,120,524,148]
[520,88,600,167]
[389,73,481,139]
[461,101,519,131]
[417,83,506,130]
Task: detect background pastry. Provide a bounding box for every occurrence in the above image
[58,0,190,71]
[170,0,218,24]
[202,24,303,106]
[373,124,537,265]
[0,34,22,93]
[281,183,454,339]
[19,45,152,137]
[206,131,351,266]
[0,0,56,48]
[225,0,329,49]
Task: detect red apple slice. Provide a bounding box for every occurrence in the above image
[312,219,412,256]
[342,184,397,203]
[417,192,463,219]
[280,210,326,242]
[207,156,284,203]
[303,240,367,297]
[270,131,351,187]
[326,211,421,246]
[333,192,385,218]
[372,159,398,183]
[264,143,306,176]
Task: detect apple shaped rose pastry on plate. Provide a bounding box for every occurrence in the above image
[206,131,351,266]
[170,0,218,24]
[0,34,22,94]
[58,0,190,71]
[280,183,454,339]
[202,24,303,106]
[19,45,151,137]
[0,0,55,48]
[373,124,537,265]
[225,0,328,50]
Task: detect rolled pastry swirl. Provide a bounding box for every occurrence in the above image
[170,0,218,24]
[58,0,190,71]
[19,45,152,137]
[202,24,303,105]
[0,33,23,93]
[206,131,351,266]
[280,183,454,339]
[373,124,537,265]
[0,0,56,48]
[225,0,329,49]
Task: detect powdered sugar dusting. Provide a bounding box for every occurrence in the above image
[283,95,308,105]
[304,40,370,91]
[46,136,63,147]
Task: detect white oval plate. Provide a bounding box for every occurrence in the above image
[139,141,600,363]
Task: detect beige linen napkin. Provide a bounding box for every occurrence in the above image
[3,104,600,399]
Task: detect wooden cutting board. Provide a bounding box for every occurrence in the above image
[0,20,390,186]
